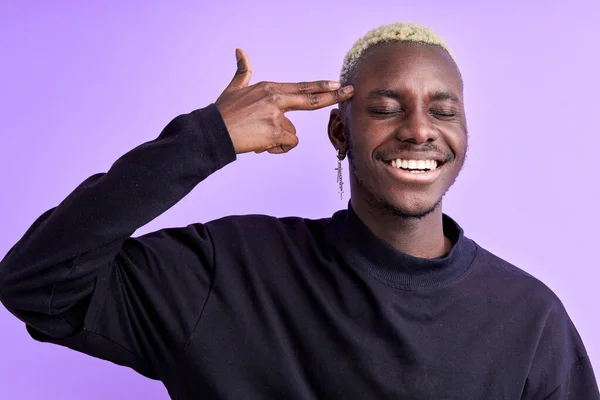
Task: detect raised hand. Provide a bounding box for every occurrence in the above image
[215,49,354,154]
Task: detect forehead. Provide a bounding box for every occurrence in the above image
[353,42,462,95]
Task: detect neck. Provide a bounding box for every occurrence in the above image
[350,197,452,259]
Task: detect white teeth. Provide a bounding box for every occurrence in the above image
[389,158,439,171]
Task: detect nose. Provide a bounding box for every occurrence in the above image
[394,108,439,144]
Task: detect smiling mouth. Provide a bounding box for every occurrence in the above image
[385,158,445,174]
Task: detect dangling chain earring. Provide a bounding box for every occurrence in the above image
[335,149,345,200]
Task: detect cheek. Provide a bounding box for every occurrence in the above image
[443,134,468,180]
[443,126,468,159]
[455,134,468,161]
[348,119,386,155]
[347,135,377,180]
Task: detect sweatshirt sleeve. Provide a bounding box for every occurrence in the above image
[542,356,600,400]
[522,297,600,399]
[0,103,236,379]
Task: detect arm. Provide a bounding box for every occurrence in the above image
[0,104,236,378]
[522,299,599,399]
[0,49,353,379]
[543,356,599,400]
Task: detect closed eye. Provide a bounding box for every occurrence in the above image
[368,108,402,116]
[430,109,457,119]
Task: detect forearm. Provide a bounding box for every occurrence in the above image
[0,104,235,335]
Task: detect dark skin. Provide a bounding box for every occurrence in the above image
[217,44,467,259]
[216,49,354,154]
[328,43,468,258]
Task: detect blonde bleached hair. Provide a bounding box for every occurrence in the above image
[339,22,457,85]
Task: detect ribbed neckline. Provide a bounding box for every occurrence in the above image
[333,202,477,291]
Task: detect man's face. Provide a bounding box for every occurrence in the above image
[331,42,468,218]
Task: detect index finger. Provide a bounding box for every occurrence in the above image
[275,80,342,94]
[280,85,354,111]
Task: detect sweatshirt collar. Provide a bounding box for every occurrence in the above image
[333,202,477,291]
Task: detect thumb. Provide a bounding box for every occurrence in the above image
[223,48,253,93]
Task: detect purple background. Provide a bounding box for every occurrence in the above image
[1,1,599,398]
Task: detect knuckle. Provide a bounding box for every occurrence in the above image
[236,63,249,75]
[266,92,281,104]
[306,93,319,107]
[330,89,341,101]
[271,129,284,141]
[296,81,310,93]
[260,81,275,92]
[268,110,281,124]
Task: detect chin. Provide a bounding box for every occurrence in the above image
[350,169,448,219]
[380,193,442,220]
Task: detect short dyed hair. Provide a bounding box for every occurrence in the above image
[339,22,457,86]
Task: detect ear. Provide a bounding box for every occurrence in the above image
[328,108,349,157]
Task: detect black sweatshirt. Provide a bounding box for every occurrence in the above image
[0,104,598,399]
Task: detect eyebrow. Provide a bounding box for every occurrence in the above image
[367,88,460,103]
[431,90,460,103]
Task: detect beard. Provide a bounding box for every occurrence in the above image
[383,191,443,219]
[345,131,462,221]
[349,161,444,220]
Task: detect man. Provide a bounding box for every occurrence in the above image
[0,22,598,399]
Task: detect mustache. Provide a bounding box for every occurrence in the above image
[374,143,453,163]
